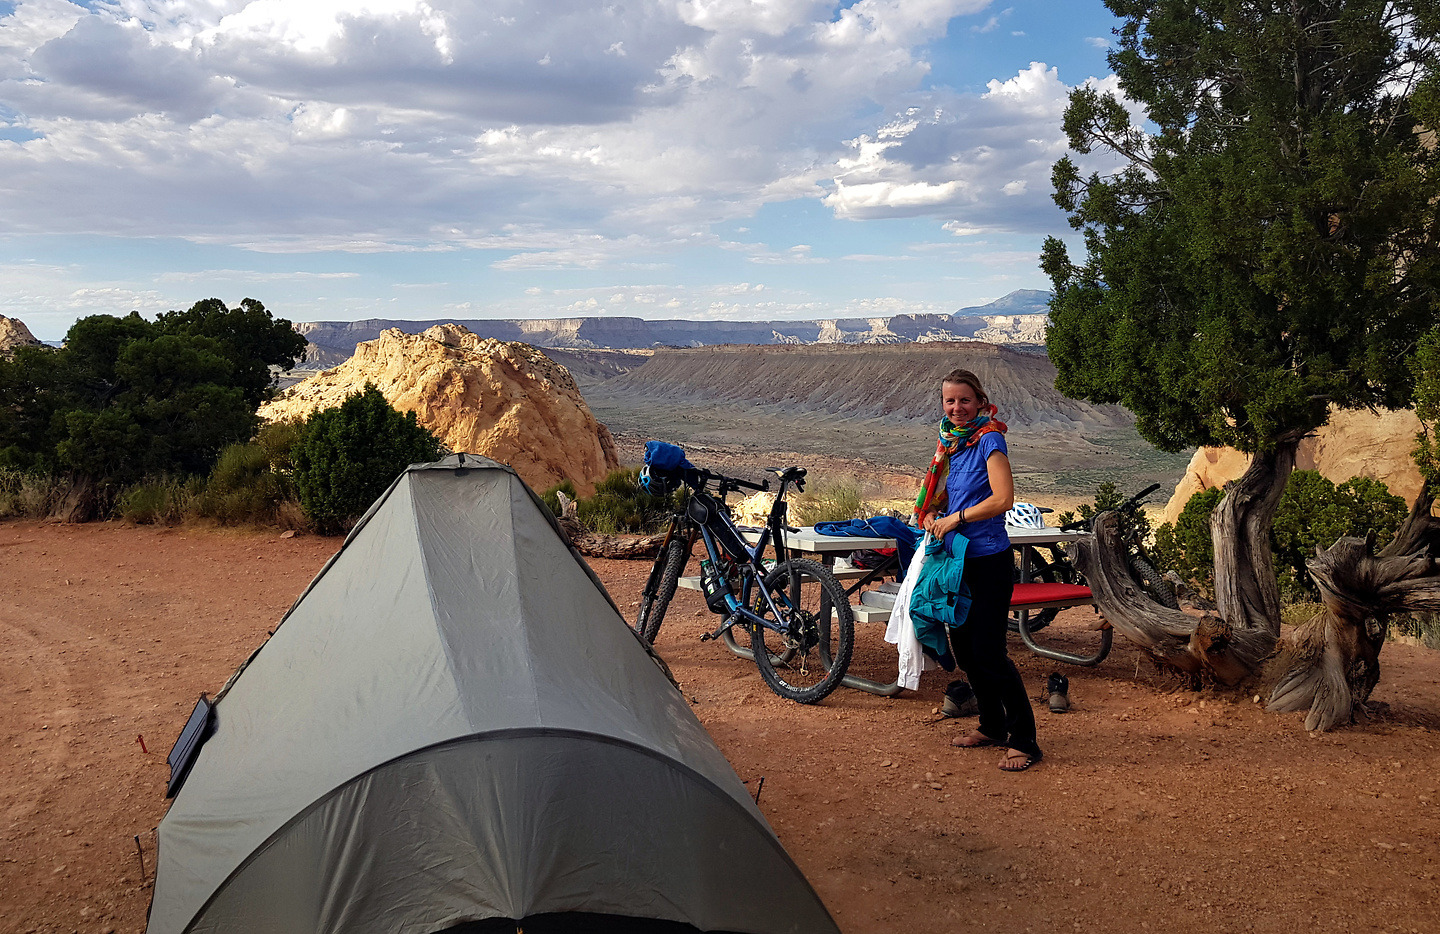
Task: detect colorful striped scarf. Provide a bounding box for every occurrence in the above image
[913,404,1007,521]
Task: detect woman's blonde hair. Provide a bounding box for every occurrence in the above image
[942,368,989,407]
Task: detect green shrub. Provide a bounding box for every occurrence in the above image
[118,476,202,525]
[1151,471,1406,602]
[1271,472,1406,600]
[197,441,300,526]
[291,385,443,534]
[1392,611,1440,649]
[793,479,865,525]
[540,479,578,520]
[255,418,306,473]
[575,467,675,534]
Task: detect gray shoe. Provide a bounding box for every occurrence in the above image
[1047,672,1070,713]
[941,680,979,718]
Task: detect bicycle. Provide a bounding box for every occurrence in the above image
[1008,482,1179,632]
[633,444,855,704]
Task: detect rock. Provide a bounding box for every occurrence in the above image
[0,315,44,356]
[1160,406,1427,523]
[259,325,620,495]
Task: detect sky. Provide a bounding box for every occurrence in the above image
[0,0,1126,341]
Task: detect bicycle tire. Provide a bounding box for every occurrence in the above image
[1129,554,1180,610]
[635,537,688,642]
[749,559,854,704]
[1008,550,1060,634]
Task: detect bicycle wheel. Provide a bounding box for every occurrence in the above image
[749,559,854,704]
[1129,554,1180,609]
[1009,548,1060,634]
[634,536,689,642]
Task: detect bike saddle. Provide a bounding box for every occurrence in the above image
[764,466,807,482]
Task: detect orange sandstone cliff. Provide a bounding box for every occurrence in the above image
[1160,407,1426,523]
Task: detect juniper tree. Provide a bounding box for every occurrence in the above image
[1043,0,1440,724]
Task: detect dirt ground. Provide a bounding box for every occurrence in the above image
[4,520,1440,934]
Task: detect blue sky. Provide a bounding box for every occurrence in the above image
[0,0,1124,341]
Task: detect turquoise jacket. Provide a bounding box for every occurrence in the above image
[908,533,971,669]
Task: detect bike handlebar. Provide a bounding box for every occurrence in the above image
[679,467,770,494]
[1056,482,1166,531]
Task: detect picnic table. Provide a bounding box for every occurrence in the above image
[681,524,1106,696]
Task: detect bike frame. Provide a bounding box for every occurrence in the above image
[690,470,807,637]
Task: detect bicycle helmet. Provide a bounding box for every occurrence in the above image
[640,464,678,497]
[1005,502,1047,529]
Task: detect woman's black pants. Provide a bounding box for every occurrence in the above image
[948,548,1040,757]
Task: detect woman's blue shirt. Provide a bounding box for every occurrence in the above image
[942,432,1010,558]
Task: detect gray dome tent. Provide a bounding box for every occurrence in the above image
[147,456,838,934]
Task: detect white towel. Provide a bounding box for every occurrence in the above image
[883,532,937,691]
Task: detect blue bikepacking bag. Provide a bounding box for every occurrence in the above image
[644,440,693,472]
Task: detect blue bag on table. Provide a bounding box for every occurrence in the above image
[812,516,922,574]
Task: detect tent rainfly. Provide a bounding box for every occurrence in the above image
[146,455,839,934]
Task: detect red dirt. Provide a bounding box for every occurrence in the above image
[4,519,1440,934]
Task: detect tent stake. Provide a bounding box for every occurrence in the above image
[134,834,145,883]
[752,776,764,804]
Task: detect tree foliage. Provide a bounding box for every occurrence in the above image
[0,299,306,492]
[1043,1,1440,455]
[1414,328,1440,490]
[291,384,444,534]
[1153,472,1407,599]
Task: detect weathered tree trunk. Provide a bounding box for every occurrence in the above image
[1073,511,1277,683]
[1267,491,1440,730]
[51,474,98,523]
[556,517,664,559]
[1210,433,1302,637]
[1083,485,1440,728]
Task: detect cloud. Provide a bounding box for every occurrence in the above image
[157,269,362,282]
[1085,36,1110,49]
[970,6,1010,33]
[822,62,1123,233]
[0,0,1104,271]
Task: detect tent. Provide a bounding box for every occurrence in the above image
[147,455,839,934]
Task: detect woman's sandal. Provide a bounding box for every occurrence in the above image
[951,730,1003,748]
[999,749,1042,772]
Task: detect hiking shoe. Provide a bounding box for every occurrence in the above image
[941,679,979,718]
[1047,672,1070,713]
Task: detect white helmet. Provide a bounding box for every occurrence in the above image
[1005,502,1047,529]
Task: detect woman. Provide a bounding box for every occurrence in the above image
[918,368,1041,772]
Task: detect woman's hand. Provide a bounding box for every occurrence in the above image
[922,511,954,537]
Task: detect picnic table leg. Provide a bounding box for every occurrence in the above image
[823,551,904,696]
[1012,544,1113,667]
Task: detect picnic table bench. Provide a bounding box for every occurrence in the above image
[680,524,1108,696]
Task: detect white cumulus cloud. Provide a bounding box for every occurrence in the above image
[0,0,1101,265]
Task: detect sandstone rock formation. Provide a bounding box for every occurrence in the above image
[0,315,43,355]
[261,325,620,495]
[1160,407,1427,523]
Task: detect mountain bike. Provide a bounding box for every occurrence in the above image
[633,450,855,704]
[1009,483,1179,631]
